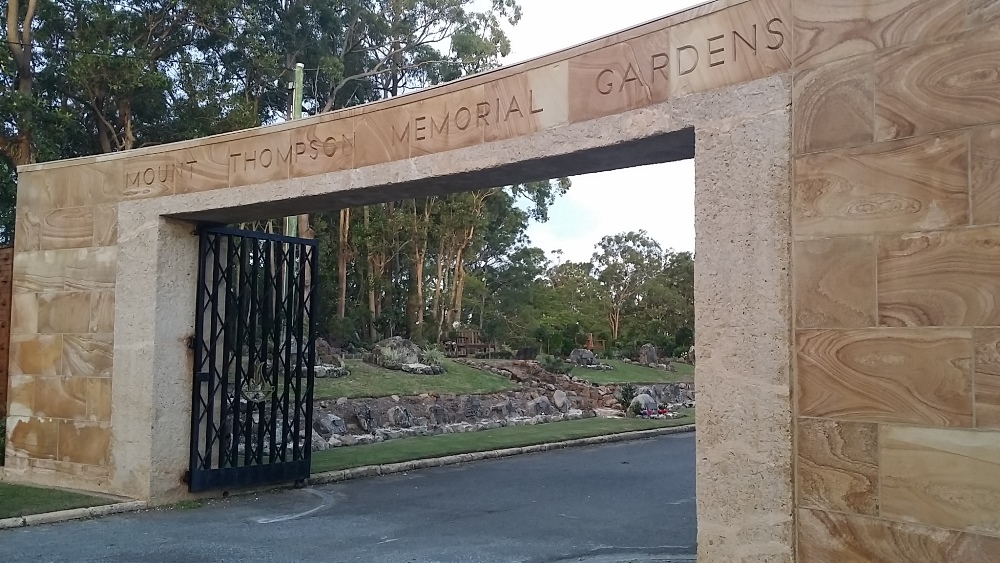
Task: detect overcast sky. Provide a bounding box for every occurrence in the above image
[501,0,702,263]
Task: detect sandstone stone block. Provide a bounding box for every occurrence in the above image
[793,236,876,328]
[57,421,111,466]
[972,124,1000,225]
[797,418,878,515]
[791,0,964,67]
[797,328,973,426]
[37,292,91,334]
[797,507,1000,562]
[793,53,874,154]
[881,425,1000,535]
[876,33,1000,141]
[878,227,1000,327]
[793,132,968,238]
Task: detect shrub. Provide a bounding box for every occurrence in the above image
[674,345,690,359]
[420,348,445,367]
[630,401,644,416]
[539,354,573,375]
[616,382,638,411]
[367,347,406,370]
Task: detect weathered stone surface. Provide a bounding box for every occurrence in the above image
[367,336,421,368]
[568,348,596,366]
[797,418,878,516]
[553,390,569,412]
[312,414,347,438]
[629,393,657,413]
[386,406,413,428]
[797,328,973,427]
[527,396,553,416]
[427,404,451,426]
[881,425,1000,535]
[793,237,877,329]
[798,508,1000,563]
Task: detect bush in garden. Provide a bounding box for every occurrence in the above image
[616,382,638,411]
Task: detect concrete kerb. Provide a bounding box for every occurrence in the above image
[0,501,148,530]
[311,424,696,486]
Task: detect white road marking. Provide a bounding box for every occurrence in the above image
[252,488,336,524]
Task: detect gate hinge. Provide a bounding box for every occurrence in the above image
[186,335,196,349]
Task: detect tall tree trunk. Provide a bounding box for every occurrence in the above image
[449,226,474,327]
[609,307,621,341]
[431,235,446,335]
[364,207,378,341]
[337,208,350,318]
[437,266,451,343]
[2,0,37,166]
[406,249,424,341]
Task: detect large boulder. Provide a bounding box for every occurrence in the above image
[553,390,570,412]
[367,336,422,369]
[463,396,484,419]
[629,393,658,413]
[638,343,658,366]
[387,406,413,428]
[355,403,376,432]
[427,404,452,426]
[313,413,347,438]
[569,348,596,366]
[528,396,554,416]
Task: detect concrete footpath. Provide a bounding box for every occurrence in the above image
[0,432,697,563]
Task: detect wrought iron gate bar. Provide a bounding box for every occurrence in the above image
[189,225,317,492]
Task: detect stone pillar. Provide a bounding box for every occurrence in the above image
[112,205,198,502]
[690,76,795,562]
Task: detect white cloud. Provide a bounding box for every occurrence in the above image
[526,161,695,263]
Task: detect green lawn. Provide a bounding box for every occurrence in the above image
[574,359,694,385]
[313,359,517,399]
[0,483,109,519]
[311,413,693,473]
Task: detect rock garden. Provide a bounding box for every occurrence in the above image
[306,338,695,453]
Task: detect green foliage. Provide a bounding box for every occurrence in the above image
[674,346,690,359]
[539,354,572,375]
[616,383,638,411]
[420,348,445,367]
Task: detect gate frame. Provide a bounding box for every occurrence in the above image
[188,224,318,492]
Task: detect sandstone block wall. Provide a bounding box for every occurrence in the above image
[790,1,1000,559]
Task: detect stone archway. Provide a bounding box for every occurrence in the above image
[8,0,1000,560]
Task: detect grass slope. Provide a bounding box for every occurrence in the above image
[575,359,694,385]
[313,359,516,399]
[311,413,693,473]
[0,483,108,519]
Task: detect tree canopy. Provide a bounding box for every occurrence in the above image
[2,0,694,354]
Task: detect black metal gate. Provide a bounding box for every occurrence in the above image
[189,225,318,492]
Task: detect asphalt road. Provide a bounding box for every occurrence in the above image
[0,433,696,563]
